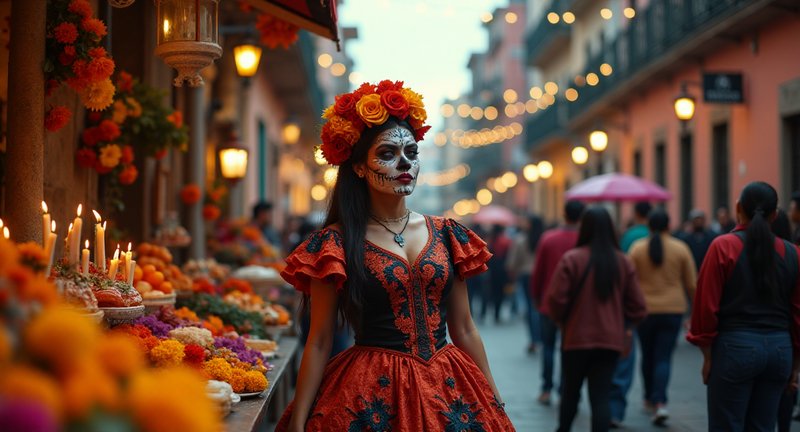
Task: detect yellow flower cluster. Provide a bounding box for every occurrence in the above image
[149,339,186,367]
[99,143,122,168]
[203,358,233,382]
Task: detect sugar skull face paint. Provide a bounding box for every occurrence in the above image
[362,126,420,196]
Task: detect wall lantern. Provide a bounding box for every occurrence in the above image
[219,135,248,181]
[233,43,262,77]
[155,0,222,87]
[572,146,589,165]
[589,129,608,152]
[674,83,697,121]
[282,122,301,145]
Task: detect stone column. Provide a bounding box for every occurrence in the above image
[5,0,46,242]
[187,86,206,259]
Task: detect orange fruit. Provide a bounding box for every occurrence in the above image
[144,271,164,288]
[159,281,173,294]
[142,264,156,275]
[133,265,143,283]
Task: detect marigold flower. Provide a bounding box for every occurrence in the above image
[61,359,119,419]
[16,242,47,272]
[44,106,71,132]
[24,307,100,372]
[118,164,138,185]
[112,100,128,124]
[80,78,115,111]
[116,71,134,93]
[203,358,233,382]
[68,0,93,18]
[149,339,186,367]
[0,365,63,420]
[322,104,335,119]
[202,204,221,221]
[88,47,106,58]
[255,13,299,49]
[128,367,222,432]
[85,56,115,82]
[95,332,144,378]
[81,17,107,38]
[0,238,20,275]
[183,344,207,366]
[175,307,200,322]
[201,315,225,335]
[99,144,122,168]
[53,22,78,44]
[76,148,97,168]
[98,119,121,141]
[45,79,60,97]
[121,145,134,164]
[180,184,202,205]
[167,111,183,128]
[0,326,10,365]
[244,370,268,392]
[17,275,59,306]
[229,368,247,393]
[320,115,360,165]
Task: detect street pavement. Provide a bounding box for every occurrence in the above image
[479,314,711,431]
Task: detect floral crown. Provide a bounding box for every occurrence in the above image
[319,80,432,166]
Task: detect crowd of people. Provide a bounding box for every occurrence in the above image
[465,182,800,432]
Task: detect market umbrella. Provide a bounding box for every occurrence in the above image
[472,205,516,226]
[243,0,339,43]
[565,173,672,202]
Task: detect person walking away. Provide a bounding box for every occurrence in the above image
[688,181,800,432]
[252,201,282,251]
[507,215,544,354]
[545,207,647,432]
[712,206,737,235]
[608,201,651,426]
[484,224,512,324]
[676,209,718,270]
[628,210,696,426]
[531,201,585,405]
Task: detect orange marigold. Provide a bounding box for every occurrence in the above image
[24,307,100,372]
[80,78,115,111]
[167,111,183,128]
[116,71,134,93]
[85,56,115,82]
[119,165,138,185]
[16,242,47,271]
[244,370,268,392]
[202,204,221,221]
[68,0,93,18]
[175,307,200,322]
[0,237,20,275]
[202,358,233,382]
[81,17,107,38]
[95,332,145,378]
[53,22,78,44]
[45,106,72,132]
[17,275,59,306]
[61,359,120,419]
[180,184,202,205]
[149,339,186,367]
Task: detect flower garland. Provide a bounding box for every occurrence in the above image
[44,0,116,132]
[320,80,432,165]
[237,1,300,49]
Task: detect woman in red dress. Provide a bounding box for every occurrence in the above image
[276,81,515,431]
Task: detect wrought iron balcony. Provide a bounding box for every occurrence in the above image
[525,0,573,67]
[524,102,566,151]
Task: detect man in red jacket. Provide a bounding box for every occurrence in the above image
[531,200,585,405]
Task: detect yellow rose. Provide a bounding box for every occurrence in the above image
[99,144,122,168]
[401,88,424,108]
[408,106,428,129]
[355,93,389,127]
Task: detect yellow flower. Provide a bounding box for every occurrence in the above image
[244,370,268,392]
[401,87,424,108]
[96,332,145,378]
[129,367,223,432]
[61,358,120,419]
[24,307,100,372]
[408,106,428,129]
[99,144,122,168]
[112,99,128,124]
[80,78,115,111]
[0,237,20,276]
[149,339,185,367]
[126,97,142,117]
[229,368,247,393]
[355,93,389,127]
[322,104,335,119]
[0,364,63,420]
[17,241,47,271]
[202,358,232,382]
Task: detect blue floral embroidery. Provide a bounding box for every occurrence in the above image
[448,219,471,245]
[378,375,391,388]
[347,395,395,432]
[305,229,342,254]
[445,377,456,389]
[437,395,485,432]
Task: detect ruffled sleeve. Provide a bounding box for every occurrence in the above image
[445,218,493,280]
[280,228,347,295]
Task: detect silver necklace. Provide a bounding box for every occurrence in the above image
[371,210,410,224]
[370,211,411,247]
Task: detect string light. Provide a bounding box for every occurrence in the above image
[330,63,346,77]
[600,8,613,19]
[311,185,328,201]
[480,12,493,23]
[544,82,559,95]
[538,161,553,178]
[477,188,493,205]
[547,12,560,24]
[600,63,613,76]
[317,53,333,68]
[572,146,589,164]
[505,12,518,24]
[441,103,455,117]
[457,103,471,118]
[586,72,600,86]
[503,89,518,104]
[562,11,576,24]
[484,106,499,120]
[623,7,636,18]
[523,164,540,182]
[565,88,579,101]
[418,164,471,186]
[323,167,338,186]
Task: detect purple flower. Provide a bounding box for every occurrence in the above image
[214,336,264,366]
[134,314,175,338]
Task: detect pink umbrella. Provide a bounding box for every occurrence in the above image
[565,173,672,202]
[472,205,516,226]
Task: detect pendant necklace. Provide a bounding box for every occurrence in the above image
[370,210,411,247]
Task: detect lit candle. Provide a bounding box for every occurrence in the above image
[108,247,120,280]
[69,204,83,267]
[123,242,133,280]
[41,201,50,248]
[92,210,106,272]
[127,259,136,286]
[82,240,90,276]
[45,221,57,276]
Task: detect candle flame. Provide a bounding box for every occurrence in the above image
[102,221,107,230]
[85,239,89,248]
[92,210,102,223]
[113,248,120,260]
[127,242,132,252]
[51,221,56,232]
[2,227,9,240]
[77,204,82,217]
[42,201,48,213]
[69,223,73,232]
[0,218,3,229]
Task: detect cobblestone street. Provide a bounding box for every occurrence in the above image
[480,314,711,431]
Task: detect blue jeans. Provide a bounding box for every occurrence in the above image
[708,330,793,432]
[519,274,540,345]
[608,334,636,422]
[540,315,559,392]
[637,314,682,405]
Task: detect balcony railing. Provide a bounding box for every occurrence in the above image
[525,0,574,67]
[566,0,753,122]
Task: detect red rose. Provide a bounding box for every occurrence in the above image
[376,80,404,94]
[118,165,138,185]
[334,93,356,116]
[98,120,120,141]
[44,106,71,132]
[320,123,353,166]
[76,148,97,168]
[352,82,376,99]
[414,125,432,142]
[82,127,99,146]
[121,145,134,164]
[380,90,410,119]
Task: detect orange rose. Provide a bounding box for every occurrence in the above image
[355,93,389,127]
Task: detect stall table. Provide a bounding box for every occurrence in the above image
[225,336,300,432]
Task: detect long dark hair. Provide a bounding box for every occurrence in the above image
[323,117,414,331]
[740,181,779,301]
[772,208,792,242]
[527,215,545,253]
[576,207,620,301]
[647,209,669,266]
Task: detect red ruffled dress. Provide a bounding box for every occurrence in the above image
[276,216,516,431]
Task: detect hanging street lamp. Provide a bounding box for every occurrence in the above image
[155,0,222,87]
